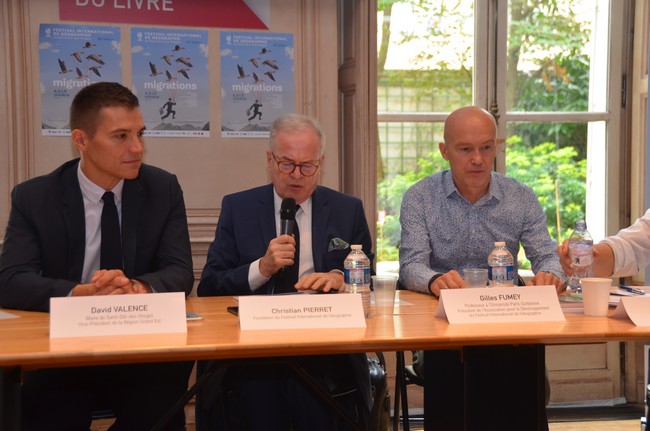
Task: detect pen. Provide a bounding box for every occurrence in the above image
[618,285,646,295]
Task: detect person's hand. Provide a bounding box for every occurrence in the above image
[72,269,133,296]
[71,282,102,296]
[259,234,296,277]
[129,279,153,294]
[527,271,565,293]
[430,270,465,297]
[295,271,345,293]
[558,241,605,279]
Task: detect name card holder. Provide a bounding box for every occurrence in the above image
[610,296,650,326]
[238,293,366,330]
[435,285,565,324]
[50,292,187,338]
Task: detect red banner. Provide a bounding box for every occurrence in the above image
[59,0,268,30]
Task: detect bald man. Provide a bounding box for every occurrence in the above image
[399,106,562,430]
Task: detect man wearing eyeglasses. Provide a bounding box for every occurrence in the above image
[197,113,373,431]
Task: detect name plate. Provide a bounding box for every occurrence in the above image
[50,292,187,338]
[435,285,565,324]
[238,293,366,330]
[611,296,650,326]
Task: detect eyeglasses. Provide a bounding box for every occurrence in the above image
[271,153,321,177]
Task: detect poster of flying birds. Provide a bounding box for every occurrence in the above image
[220,31,294,138]
[39,23,121,135]
[131,28,209,137]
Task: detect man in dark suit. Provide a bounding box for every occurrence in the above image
[0,82,194,430]
[197,113,373,431]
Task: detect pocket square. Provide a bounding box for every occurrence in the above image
[328,237,349,252]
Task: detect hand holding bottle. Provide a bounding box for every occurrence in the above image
[558,241,611,278]
[565,220,593,292]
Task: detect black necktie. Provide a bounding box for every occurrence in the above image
[275,206,300,293]
[100,191,123,270]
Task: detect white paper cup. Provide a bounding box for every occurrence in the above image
[463,268,488,288]
[581,278,612,316]
[372,275,397,316]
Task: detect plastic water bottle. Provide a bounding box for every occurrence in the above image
[488,241,515,287]
[567,220,593,292]
[343,244,371,318]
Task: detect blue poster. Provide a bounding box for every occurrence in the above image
[131,28,209,137]
[39,24,121,135]
[221,31,294,138]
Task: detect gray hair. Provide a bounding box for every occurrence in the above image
[269,113,325,156]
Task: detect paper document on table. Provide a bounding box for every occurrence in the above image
[560,289,639,307]
[0,310,20,320]
[558,297,584,313]
[610,296,650,326]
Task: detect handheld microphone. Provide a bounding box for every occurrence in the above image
[280,198,296,236]
[279,198,296,274]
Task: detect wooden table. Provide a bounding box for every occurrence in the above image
[1,291,649,430]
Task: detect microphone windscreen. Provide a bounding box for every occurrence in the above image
[280,198,296,220]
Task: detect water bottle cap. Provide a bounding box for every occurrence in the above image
[351,244,362,250]
[574,220,587,230]
[494,241,506,247]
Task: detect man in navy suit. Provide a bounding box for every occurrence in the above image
[197,113,373,430]
[0,82,193,430]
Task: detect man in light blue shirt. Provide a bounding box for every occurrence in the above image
[399,106,562,431]
[400,106,564,295]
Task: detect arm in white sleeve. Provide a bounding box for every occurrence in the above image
[248,258,271,292]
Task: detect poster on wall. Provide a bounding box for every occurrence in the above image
[221,31,294,138]
[131,28,209,137]
[40,23,121,136]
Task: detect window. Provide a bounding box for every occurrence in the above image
[376,0,627,274]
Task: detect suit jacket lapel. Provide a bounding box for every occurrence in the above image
[256,185,278,293]
[311,187,330,272]
[258,184,277,251]
[121,179,143,277]
[62,163,86,281]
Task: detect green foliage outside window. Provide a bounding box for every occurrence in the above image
[376,0,593,267]
[376,140,587,267]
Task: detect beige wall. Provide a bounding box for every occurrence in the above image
[0,0,341,289]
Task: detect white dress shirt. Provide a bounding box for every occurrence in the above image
[247,189,314,291]
[602,208,650,277]
[77,163,124,283]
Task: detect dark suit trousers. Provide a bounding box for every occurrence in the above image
[196,355,367,431]
[21,361,193,431]
[424,346,548,431]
